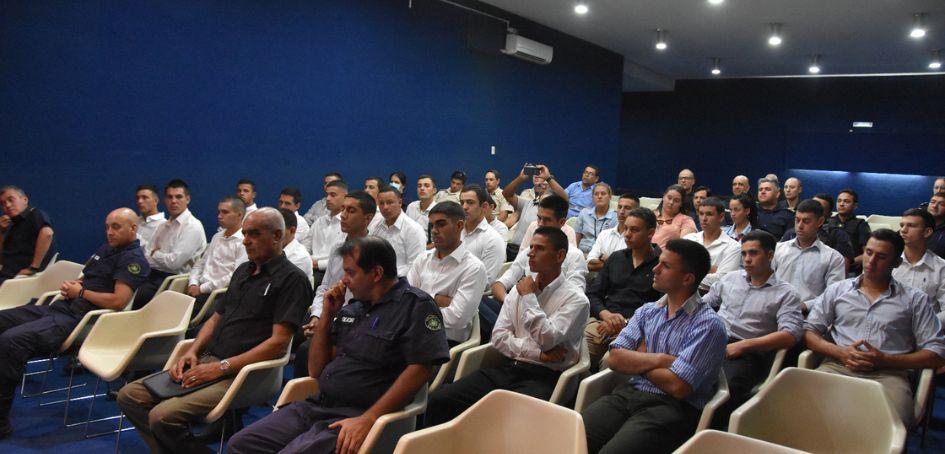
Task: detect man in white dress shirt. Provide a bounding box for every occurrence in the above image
[683,197,741,292]
[132,179,207,309]
[484,197,509,237]
[407,202,487,346]
[405,174,439,246]
[459,186,506,283]
[773,199,845,311]
[302,172,342,226]
[135,184,166,252]
[894,208,945,323]
[370,186,425,277]
[278,208,314,284]
[587,194,638,271]
[426,227,589,425]
[435,170,466,204]
[278,187,310,250]
[236,178,258,218]
[186,197,247,315]
[309,180,347,286]
[485,169,513,223]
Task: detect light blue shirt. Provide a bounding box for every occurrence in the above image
[575,207,618,254]
[723,223,752,241]
[565,181,595,218]
[703,270,804,342]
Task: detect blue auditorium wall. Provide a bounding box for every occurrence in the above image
[0,0,623,261]
[619,75,945,216]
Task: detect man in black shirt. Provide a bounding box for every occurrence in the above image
[0,207,147,438]
[828,189,871,273]
[585,208,662,368]
[117,207,311,453]
[227,237,449,454]
[0,186,55,284]
[928,192,945,259]
[755,178,794,240]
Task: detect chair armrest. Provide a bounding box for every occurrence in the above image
[758,348,788,391]
[35,290,61,306]
[914,368,934,424]
[59,308,113,353]
[431,336,481,392]
[163,339,197,371]
[167,275,191,294]
[275,377,319,409]
[204,345,292,423]
[156,273,189,294]
[453,343,506,381]
[574,369,627,413]
[189,287,226,328]
[797,349,823,369]
[696,370,729,432]
[360,384,428,454]
[549,343,591,405]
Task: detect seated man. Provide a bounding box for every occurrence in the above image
[278,187,311,249]
[484,169,513,223]
[133,179,207,309]
[118,208,311,452]
[519,195,578,251]
[363,176,383,202]
[703,230,802,427]
[435,170,466,204]
[303,172,343,226]
[804,229,945,426]
[755,178,794,240]
[459,186,506,283]
[894,208,945,323]
[186,197,247,314]
[310,180,347,285]
[575,183,618,255]
[565,165,600,218]
[582,239,727,454]
[370,185,426,276]
[587,194,638,272]
[235,178,259,218]
[426,228,589,425]
[585,208,662,367]
[0,208,148,437]
[683,197,741,292]
[0,185,55,284]
[227,237,448,453]
[783,177,802,211]
[407,202,487,346]
[483,196,509,237]
[135,184,166,252]
[404,174,439,236]
[781,193,855,267]
[773,199,845,311]
[278,208,315,283]
[928,192,945,259]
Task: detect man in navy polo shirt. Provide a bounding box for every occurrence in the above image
[0,186,55,284]
[0,207,149,438]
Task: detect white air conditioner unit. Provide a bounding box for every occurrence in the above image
[501,34,553,65]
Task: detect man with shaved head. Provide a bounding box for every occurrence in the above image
[731,175,750,198]
[783,177,802,211]
[0,208,149,438]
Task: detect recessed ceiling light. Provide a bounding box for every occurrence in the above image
[708,0,724,5]
[655,29,668,51]
[930,50,942,70]
[910,13,927,39]
[768,23,783,47]
[574,4,589,15]
[808,55,821,74]
[711,58,721,75]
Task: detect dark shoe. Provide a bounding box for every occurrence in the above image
[0,387,14,439]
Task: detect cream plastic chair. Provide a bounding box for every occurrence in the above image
[565,217,579,229]
[393,389,588,454]
[673,429,807,454]
[730,367,906,453]
[430,313,480,392]
[453,341,591,405]
[189,287,227,328]
[639,197,661,211]
[0,260,83,310]
[155,273,190,294]
[273,377,429,454]
[798,349,933,429]
[73,291,194,433]
[574,367,729,432]
[750,348,788,394]
[866,214,902,232]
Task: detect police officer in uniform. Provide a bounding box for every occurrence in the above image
[227,236,449,454]
[0,207,149,438]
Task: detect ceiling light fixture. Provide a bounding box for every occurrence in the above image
[655,29,668,51]
[767,23,783,47]
[708,0,724,5]
[930,50,943,70]
[711,58,721,76]
[910,13,927,39]
[574,3,589,15]
[808,55,821,74]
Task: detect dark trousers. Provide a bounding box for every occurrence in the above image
[505,243,520,263]
[293,338,311,379]
[582,384,699,454]
[0,302,80,387]
[426,362,560,426]
[312,269,325,289]
[711,345,774,429]
[227,398,362,454]
[478,296,501,343]
[132,270,174,310]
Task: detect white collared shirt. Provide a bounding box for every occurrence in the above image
[435,190,461,204]
[497,244,588,292]
[684,230,742,291]
[188,228,247,293]
[405,199,437,234]
[773,237,845,307]
[461,218,507,283]
[407,244,487,343]
[244,203,258,219]
[294,211,311,253]
[303,197,328,226]
[587,226,627,262]
[519,221,578,251]
[370,212,426,276]
[309,212,344,270]
[489,218,509,237]
[893,250,945,321]
[147,209,207,274]
[490,188,513,215]
[284,238,314,284]
[137,212,166,252]
[493,274,590,371]
[311,238,353,316]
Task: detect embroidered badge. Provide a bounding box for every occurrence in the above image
[128,263,141,275]
[425,314,442,331]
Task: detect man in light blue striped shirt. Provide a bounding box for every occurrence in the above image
[582,239,727,454]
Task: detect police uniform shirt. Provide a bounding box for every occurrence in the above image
[70,239,150,314]
[206,254,312,360]
[319,278,449,410]
[1,206,53,276]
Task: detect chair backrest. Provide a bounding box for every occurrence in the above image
[137,291,196,332]
[37,260,85,291]
[639,197,661,211]
[673,430,807,454]
[866,214,902,232]
[203,339,293,423]
[730,367,906,453]
[565,217,578,229]
[394,389,587,454]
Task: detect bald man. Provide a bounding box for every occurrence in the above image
[0,208,150,438]
[783,177,802,211]
[677,169,695,194]
[731,175,750,198]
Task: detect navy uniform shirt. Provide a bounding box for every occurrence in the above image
[207,253,311,360]
[319,278,449,410]
[931,222,945,260]
[828,215,871,255]
[66,239,150,315]
[757,205,795,240]
[0,206,54,277]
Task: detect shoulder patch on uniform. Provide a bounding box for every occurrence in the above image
[128,263,141,275]
[424,314,442,331]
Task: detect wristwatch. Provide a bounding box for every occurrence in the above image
[219,359,231,372]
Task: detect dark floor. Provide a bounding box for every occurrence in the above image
[1,360,942,453]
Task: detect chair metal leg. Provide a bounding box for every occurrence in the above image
[20,357,54,397]
[217,415,228,454]
[114,412,124,454]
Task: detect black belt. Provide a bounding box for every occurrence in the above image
[510,360,560,378]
